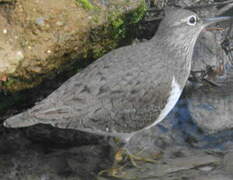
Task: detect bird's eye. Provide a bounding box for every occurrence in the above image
[187,15,197,26]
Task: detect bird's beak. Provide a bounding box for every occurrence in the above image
[203,16,233,26]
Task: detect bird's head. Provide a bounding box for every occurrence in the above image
[151,7,232,87]
[155,7,232,47]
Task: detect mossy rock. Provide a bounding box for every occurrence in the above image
[0,0,147,92]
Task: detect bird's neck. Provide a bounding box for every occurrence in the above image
[152,33,197,88]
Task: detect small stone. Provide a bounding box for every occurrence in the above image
[198,165,214,172]
[15,51,24,61]
[40,175,49,180]
[56,21,64,26]
[30,66,41,73]
[35,17,45,26]
[223,151,233,174]
[3,29,7,34]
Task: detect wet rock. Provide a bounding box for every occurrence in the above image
[192,174,233,180]
[142,153,219,177]
[223,151,233,175]
[0,127,112,180]
[185,18,233,134]
[173,171,232,180]
[185,84,233,133]
[191,30,225,73]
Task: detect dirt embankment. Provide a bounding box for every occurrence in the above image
[0,0,146,92]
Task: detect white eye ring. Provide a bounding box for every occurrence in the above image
[187,15,197,26]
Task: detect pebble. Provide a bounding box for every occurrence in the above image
[2,29,7,34]
[35,17,45,26]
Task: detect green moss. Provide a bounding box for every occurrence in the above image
[108,12,125,40]
[76,0,95,10]
[108,1,147,40]
[92,47,105,59]
[130,1,147,24]
[3,77,17,87]
[91,16,100,24]
[86,1,147,59]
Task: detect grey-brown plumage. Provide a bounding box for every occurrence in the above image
[4,8,231,141]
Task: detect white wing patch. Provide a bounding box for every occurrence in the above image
[145,76,182,130]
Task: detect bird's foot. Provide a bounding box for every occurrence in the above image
[120,148,161,167]
[98,148,161,178]
[127,151,160,167]
[97,149,130,178]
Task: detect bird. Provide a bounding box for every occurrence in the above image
[3,7,231,152]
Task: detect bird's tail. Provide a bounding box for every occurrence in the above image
[3,111,39,128]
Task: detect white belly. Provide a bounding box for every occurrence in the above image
[145,76,182,130]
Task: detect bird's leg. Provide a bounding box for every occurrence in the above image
[120,148,162,168]
[98,136,161,178]
[98,147,161,178]
[97,137,129,178]
[97,148,131,178]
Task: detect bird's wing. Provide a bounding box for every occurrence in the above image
[4,41,171,134]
